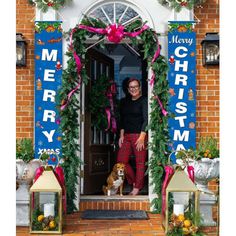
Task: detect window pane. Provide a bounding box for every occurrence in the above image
[91,8,109,24]
[116,3,126,22]
[103,3,114,23]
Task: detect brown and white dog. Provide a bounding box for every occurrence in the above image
[102,163,125,196]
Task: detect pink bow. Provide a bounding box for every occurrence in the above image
[154,95,168,116]
[187,165,195,183]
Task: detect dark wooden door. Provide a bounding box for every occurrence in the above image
[83,48,116,194]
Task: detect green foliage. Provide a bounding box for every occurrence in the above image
[31,208,59,231]
[16,138,34,163]
[158,0,206,12]
[57,17,169,213]
[35,22,62,33]
[29,0,72,13]
[176,136,219,160]
[197,136,219,159]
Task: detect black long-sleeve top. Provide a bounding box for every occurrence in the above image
[119,96,148,134]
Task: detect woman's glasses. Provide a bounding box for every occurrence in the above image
[128,85,140,90]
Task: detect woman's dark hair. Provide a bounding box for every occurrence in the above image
[127,78,141,87]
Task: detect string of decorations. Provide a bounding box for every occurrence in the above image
[158,0,206,12]
[28,0,72,12]
[57,16,170,213]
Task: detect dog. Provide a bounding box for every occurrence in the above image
[102,163,125,196]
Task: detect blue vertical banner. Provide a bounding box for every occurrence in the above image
[168,21,196,159]
[34,21,63,163]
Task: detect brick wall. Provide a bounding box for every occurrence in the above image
[16,0,35,139]
[195,0,220,143]
[194,0,220,223]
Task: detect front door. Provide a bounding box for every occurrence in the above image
[83,48,116,194]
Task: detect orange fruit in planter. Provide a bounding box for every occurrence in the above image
[177,214,185,222]
[184,219,192,227]
[49,220,56,229]
[37,215,44,222]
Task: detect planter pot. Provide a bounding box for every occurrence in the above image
[189,158,219,194]
[189,158,219,226]
[16,159,42,226]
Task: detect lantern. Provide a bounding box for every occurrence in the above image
[163,166,200,234]
[201,33,219,66]
[29,166,62,234]
[16,33,27,66]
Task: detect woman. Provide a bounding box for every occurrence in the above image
[117,78,148,195]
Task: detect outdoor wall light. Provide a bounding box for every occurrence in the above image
[16,33,27,66]
[201,33,219,66]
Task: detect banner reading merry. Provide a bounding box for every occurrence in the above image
[34,21,62,164]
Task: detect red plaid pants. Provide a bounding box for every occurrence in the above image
[116,133,147,190]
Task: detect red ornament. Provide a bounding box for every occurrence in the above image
[47,2,54,7]
[180,1,188,7]
[51,156,56,162]
[169,55,175,64]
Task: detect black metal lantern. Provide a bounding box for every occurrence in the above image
[16,33,27,66]
[201,33,219,66]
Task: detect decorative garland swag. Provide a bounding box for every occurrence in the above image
[158,0,206,12]
[28,0,72,12]
[58,17,170,213]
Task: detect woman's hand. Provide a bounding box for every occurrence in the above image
[135,132,146,151]
[119,129,125,148]
[119,136,124,148]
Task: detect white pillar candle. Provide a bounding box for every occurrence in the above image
[173,204,184,216]
[44,203,55,217]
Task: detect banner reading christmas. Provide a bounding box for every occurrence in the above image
[168,21,196,160]
[34,21,63,163]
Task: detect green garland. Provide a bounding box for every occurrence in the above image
[58,17,170,213]
[28,0,72,13]
[158,0,206,12]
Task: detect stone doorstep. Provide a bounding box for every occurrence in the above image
[79,195,150,211]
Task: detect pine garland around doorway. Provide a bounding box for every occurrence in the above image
[58,17,170,213]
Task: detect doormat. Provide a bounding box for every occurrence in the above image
[81,210,149,220]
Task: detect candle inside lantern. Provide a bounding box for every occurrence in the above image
[173,204,184,216]
[44,203,55,217]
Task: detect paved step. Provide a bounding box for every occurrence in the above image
[79,195,150,211]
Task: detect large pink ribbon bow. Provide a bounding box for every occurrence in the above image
[79,23,149,44]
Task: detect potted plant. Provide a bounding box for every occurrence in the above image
[16,138,42,189]
[176,136,220,194]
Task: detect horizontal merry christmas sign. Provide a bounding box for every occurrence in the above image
[34,21,62,163]
[168,21,196,161]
